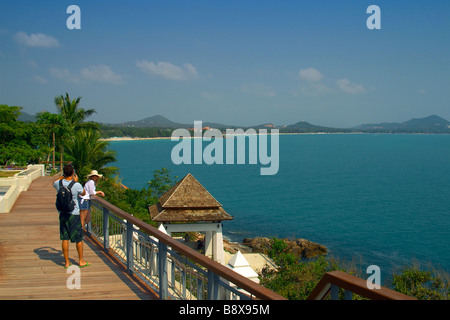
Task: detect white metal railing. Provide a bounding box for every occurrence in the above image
[88,197,286,301]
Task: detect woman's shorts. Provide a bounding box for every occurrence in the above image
[79,199,91,210]
[59,213,83,243]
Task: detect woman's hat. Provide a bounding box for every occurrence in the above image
[87,170,103,178]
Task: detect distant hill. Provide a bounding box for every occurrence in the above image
[113,115,235,129]
[15,109,450,134]
[117,115,188,128]
[17,111,36,122]
[108,114,450,134]
[401,115,450,131]
[282,121,350,133]
[354,115,450,133]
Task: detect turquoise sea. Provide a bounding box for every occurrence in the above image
[108,134,450,281]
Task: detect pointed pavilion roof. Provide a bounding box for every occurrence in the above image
[149,173,233,222]
[228,250,250,268]
[227,251,259,281]
[159,173,222,208]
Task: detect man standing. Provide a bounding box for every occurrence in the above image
[53,164,90,268]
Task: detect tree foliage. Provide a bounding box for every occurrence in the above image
[391,264,449,300]
[261,237,449,300]
[1,93,117,178]
[65,128,118,181]
[260,238,347,300]
[0,105,45,165]
[54,93,98,132]
[36,111,69,165]
[96,168,178,225]
[100,124,173,138]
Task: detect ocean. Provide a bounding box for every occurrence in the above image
[107,134,450,281]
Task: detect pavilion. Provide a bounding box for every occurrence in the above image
[148,173,233,264]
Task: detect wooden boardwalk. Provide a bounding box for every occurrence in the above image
[0,176,158,300]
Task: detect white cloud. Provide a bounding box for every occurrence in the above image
[294,67,331,97]
[183,63,198,78]
[80,65,124,84]
[49,67,78,83]
[295,67,366,96]
[14,32,60,48]
[136,60,198,81]
[49,65,124,85]
[337,78,366,94]
[33,75,47,84]
[299,67,323,82]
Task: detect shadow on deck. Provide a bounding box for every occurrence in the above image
[0,176,158,300]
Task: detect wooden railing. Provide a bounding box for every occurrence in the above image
[89,195,287,300]
[88,196,415,301]
[307,271,416,300]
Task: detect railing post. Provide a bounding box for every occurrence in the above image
[102,207,109,250]
[207,270,220,300]
[197,278,204,300]
[170,259,175,287]
[86,220,92,234]
[158,241,168,300]
[126,220,134,273]
[345,290,353,300]
[330,284,339,300]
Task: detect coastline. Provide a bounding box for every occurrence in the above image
[100,136,173,141]
[100,131,449,142]
[100,132,376,142]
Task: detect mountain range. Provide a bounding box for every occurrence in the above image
[106,114,450,134]
[110,114,242,130]
[18,112,450,133]
[353,115,450,132]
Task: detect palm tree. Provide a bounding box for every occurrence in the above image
[54,93,98,132]
[36,111,68,170]
[53,93,100,172]
[64,128,118,181]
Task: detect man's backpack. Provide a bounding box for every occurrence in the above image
[55,180,76,213]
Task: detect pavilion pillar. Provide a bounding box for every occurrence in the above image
[205,231,213,259]
[212,224,225,265]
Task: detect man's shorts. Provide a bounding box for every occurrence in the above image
[79,198,91,210]
[59,213,83,243]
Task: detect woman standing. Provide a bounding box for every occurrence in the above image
[79,170,105,231]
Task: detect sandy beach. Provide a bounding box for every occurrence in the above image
[100,136,173,141]
[100,132,367,142]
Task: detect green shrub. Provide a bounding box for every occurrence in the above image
[390,263,449,300]
[260,238,344,300]
[261,238,449,300]
[97,168,177,226]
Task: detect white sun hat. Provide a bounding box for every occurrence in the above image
[87,170,103,178]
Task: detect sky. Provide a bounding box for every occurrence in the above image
[0,0,449,128]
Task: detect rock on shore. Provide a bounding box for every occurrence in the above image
[242,237,327,259]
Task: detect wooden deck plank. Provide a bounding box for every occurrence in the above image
[0,176,158,300]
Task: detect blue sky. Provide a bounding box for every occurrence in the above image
[1,0,449,127]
